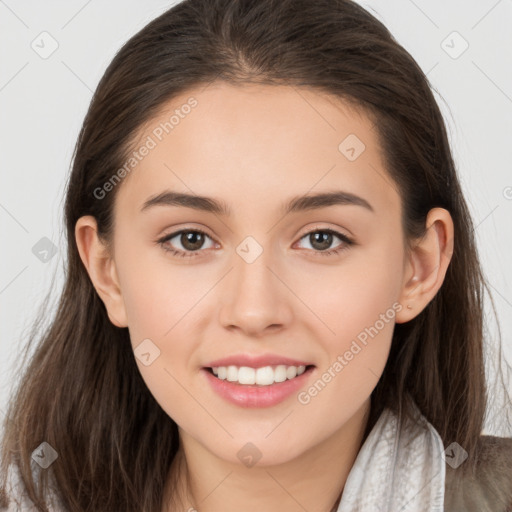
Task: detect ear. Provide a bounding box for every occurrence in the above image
[395,207,454,324]
[75,215,128,328]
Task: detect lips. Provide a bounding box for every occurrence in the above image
[204,353,314,369]
[202,364,316,407]
[201,353,316,407]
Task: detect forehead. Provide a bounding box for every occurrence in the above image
[115,82,401,219]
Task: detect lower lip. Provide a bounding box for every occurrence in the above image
[202,366,315,408]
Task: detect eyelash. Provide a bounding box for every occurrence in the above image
[157,227,354,259]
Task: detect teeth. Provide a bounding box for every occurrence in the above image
[286,366,297,379]
[211,364,307,386]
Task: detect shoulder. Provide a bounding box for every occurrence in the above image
[444,435,512,512]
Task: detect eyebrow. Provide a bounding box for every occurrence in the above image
[140,190,374,216]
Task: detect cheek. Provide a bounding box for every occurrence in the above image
[119,268,204,429]
[292,275,399,443]
[290,237,403,348]
[113,245,214,423]
[115,238,207,340]
[291,241,403,404]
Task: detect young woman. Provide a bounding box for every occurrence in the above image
[1,0,511,511]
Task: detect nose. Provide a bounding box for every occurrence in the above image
[218,248,294,337]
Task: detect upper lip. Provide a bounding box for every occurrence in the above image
[204,353,314,368]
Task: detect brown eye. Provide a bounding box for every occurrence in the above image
[296,229,354,257]
[308,231,334,251]
[158,229,216,257]
[180,231,206,251]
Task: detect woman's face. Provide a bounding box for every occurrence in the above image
[110,82,409,465]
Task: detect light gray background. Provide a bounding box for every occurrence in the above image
[1,0,511,434]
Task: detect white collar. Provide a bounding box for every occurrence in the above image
[336,404,446,512]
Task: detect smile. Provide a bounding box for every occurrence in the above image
[202,364,316,408]
[209,364,308,386]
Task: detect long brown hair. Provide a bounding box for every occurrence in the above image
[1,0,511,510]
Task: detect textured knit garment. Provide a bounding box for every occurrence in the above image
[336,404,446,512]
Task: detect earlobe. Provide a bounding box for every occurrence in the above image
[395,208,454,324]
[74,215,128,328]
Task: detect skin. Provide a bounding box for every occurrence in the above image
[75,82,454,512]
